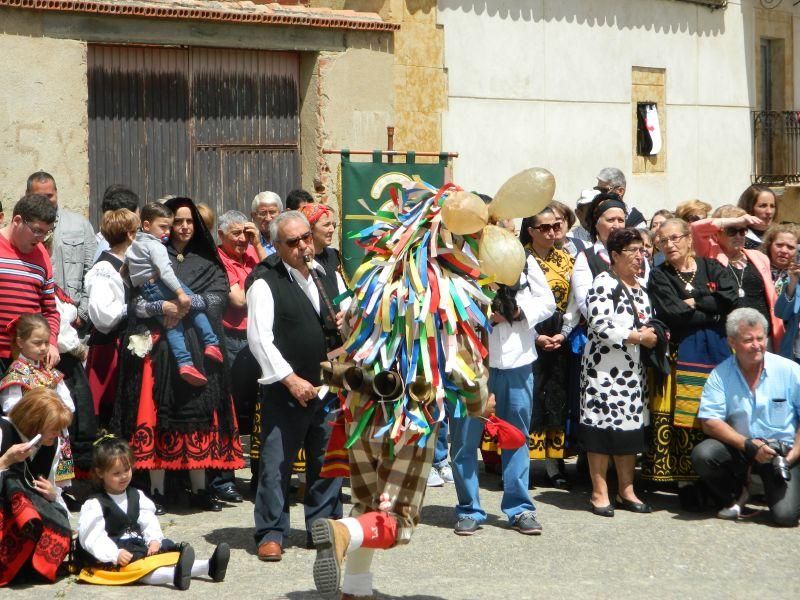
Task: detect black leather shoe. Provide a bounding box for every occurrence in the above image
[214,484,243,503]
[151,492,167,515]
[190,489,223,512]
[616,496,652,513]
[591,503,615,517]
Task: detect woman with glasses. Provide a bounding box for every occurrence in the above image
[738,185,778,250]
[580,228,656,517]
[644,219,738,509]
[514,207,578,487]
[113,198,244,514]
[0,388,72,585]
[691,205,783,349]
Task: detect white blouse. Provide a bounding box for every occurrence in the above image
[85,259,127,334]
[78,489,163,564]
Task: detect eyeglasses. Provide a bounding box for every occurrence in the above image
[659,233,689,246]
[281,231,313,248]
[531,221,563,233]
[620,246,647,255]
[724,227,748,237]
[24,220,55,241]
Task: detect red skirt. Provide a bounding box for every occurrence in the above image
[86,342,119,426]
[129,353,245,471]
[0,482,70,586]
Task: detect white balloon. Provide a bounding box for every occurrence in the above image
[490,167,556,220]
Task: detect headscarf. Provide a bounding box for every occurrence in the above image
[588,192,627,242]
[163,197,224,271]
[300,203,332,227]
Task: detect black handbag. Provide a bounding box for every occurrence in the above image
[614,280,671,380]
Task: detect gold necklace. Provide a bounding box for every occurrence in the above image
[671,258,697,292]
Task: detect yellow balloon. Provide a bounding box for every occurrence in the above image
[489,167,556,220]
[478,225,527,286]
[440,190,489,235]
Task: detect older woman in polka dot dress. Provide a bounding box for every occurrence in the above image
[580,228,657,517]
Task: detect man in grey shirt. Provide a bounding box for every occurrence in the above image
[26,172,96,328]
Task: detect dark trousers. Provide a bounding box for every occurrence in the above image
[253,384,343,547]
[692,438,800,526]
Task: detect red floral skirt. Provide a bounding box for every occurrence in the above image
[129,354,245,471]
[0,482,70,586]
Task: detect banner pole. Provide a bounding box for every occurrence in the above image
[323,149,458,158]
[387,126,395,164]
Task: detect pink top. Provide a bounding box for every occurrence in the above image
[217,245,259,331]
[691,218,784,348]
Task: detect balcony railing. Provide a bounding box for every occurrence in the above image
[752,110,800,186]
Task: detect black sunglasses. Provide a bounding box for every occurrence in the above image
[531,222,563,233]
[724,227,748,237]
[280,231,313,248]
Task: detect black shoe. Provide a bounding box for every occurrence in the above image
[616,496,652,513]
[208,542,230,582]
[174,543,195,590]
[214,484,243,503]
[190,489,223,512]
[591,503,615,517]
[546,473,572,490]
[151,492,167,516]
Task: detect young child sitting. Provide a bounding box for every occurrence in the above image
[77,434,230,589]
[0,312,76,485]
[125,202,223,386]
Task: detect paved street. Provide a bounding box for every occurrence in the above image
[13,461,800,600]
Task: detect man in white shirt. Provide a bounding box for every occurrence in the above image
[246,211,345,563]
[450,254,556,536]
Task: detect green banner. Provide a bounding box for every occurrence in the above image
[340,150,447,279]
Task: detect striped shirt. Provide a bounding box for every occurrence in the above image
[0,233,59,359]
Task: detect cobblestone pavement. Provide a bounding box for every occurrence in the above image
[12,462,800,600]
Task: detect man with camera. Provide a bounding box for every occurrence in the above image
[692,307,800,526]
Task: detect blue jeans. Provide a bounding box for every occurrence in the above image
[451,363,536,523]
[433,398,453,468]
[140,280,218,367]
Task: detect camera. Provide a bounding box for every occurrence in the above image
[766,440,792,482]
[492,284,520,323]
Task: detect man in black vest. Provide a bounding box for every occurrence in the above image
[246,211,345,563]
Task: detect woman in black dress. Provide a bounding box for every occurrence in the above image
[112,198,244,512]
[645,218,738,508]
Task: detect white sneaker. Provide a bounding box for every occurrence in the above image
[427,467,444,487]
[438,464,454,484]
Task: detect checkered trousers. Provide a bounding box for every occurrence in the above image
[346,420,439,546]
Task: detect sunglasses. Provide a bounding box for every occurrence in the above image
[281,230,313,248]
[686,215,703,223]
[531,222,563,233]
[724,227,748,237]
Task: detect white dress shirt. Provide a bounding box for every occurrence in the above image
[246,260,348,385]
[78,488,163,564]
[488,255,556,370]
[85,259,127,334]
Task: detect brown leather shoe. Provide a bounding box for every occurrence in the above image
[311,519,351,598]
[257,541,282,562]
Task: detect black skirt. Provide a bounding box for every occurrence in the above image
[578,423,645,455]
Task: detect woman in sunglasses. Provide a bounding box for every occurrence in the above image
[516,207,578,488]
[738,184,778,250]
[644,218,738,509]
[691,205,783,349]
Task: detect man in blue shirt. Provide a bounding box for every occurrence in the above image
[693,308,800,526]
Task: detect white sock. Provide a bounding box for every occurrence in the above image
[339,517,364,552]
[150,469,166,495]
[342,548,374,596]
[191,559,209,578]
[544,458,560,479]
[141,566,174,586]
[189,469,206,494]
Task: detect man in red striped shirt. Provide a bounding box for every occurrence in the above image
[0,194,60,372]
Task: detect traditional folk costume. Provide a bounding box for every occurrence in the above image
[77,486,228,586]
[0,417,71,586]
[0,355,75,483]
[112,199,243,501]
[644,258,737,484]
[312,182,506,599]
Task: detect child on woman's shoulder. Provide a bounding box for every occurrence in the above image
[77,434,229,589]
